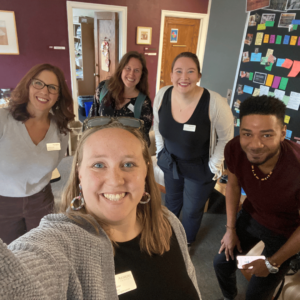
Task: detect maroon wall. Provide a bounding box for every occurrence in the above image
[0,0,208,101]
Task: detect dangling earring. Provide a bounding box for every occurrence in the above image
[70,184,85,210]
[140,191,151,204]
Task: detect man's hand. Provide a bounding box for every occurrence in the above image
[219,230,242,261]
[242,259,270,277]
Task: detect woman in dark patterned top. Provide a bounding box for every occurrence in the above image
[89,51,153,145]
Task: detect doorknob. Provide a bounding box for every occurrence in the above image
[94,73,99,77]
[160,79,164,83]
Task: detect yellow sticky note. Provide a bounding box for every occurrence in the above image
[255,33,264,45]
[284,115,290,124]
[265,74,274,87]
[257,24,266,30]
[264,34,270,43]
[290,36,297,45]
[253,88,260,96]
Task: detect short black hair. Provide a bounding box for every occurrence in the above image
[240,96,286,125]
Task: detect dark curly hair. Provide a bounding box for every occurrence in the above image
[9,63,75,134]
[240,96,286,126]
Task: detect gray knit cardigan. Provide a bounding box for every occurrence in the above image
[0,212,201,300]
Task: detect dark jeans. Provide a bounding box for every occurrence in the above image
[213,209,292,300]
[0,183,54,244]
[158,148,216,243]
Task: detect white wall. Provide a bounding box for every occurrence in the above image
[73,8,96,18]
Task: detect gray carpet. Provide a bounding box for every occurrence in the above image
[51,156,249,299]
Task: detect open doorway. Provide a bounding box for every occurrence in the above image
[66,1,127,121]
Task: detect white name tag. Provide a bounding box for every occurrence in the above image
[115,271,137,295]
[128,103,134,112]
[46,143,61,151]
[183,124,196,132]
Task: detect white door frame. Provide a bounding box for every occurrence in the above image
[66,1,127,120]
[156,10,210,93]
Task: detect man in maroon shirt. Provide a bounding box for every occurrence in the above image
[213,96,300,300]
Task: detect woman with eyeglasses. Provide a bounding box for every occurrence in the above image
[89,51,153,145]
[0,120,201,300]
[0,64,74,244]
[154,52,233,248]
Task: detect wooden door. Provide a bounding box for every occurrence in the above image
[94,12,119,87]
[160,17,200,89]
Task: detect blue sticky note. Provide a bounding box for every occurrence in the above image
[250,52,262,62]
[291,19,300,25]
[243,85,254,94]
[286,130,292,140]
[276,58,285,67]
[283,35,290,45]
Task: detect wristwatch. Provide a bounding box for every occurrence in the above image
[265,258,279,274]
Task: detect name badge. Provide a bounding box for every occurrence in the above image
[46,143,61,151]
[115,271,137,295]
[183,124,196,132]
[128,103,134,112]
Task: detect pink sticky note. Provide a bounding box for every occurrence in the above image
[288,60,300,77]
[282,59,293,69]
[272,76,281,88]
[267,54,275,63]
[270,35,275,43]
[298,37,300,46]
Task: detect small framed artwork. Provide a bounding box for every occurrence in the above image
[170,29,178,43]
[136,27,152,45]
[0,11,19,55]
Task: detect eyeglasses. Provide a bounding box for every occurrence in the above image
[31,79,60,95]
[82,116,144,132]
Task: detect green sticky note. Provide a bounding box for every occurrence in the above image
[276,35,282,44]
[282,95,290,105]
[257,24,266,30]
[265,21,275,27]
[293,24,298,30]
[249,72,253,80]
[265,62,273,71]
[268,92,275,97]
[279,77,289,90]
[260,57,268,65]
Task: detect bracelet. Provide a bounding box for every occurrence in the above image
[225,225,236,230]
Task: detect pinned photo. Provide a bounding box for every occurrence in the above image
[289,24,294,31]
[253,72,268,85]
[244,33,253,45]
[266,0,288,11]
[278,13,296,27]
[240,71,247,78]
[234,99,241,108]
[286,0,300,9]
[237,84,244,95]
[242,51,250,63]
[261,14,276,23]
[248,15,257,26]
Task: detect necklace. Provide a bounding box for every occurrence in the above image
[251,165,273,181]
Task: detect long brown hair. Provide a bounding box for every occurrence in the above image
[59,121,172,255]
[106,51,149,106]
[9,64,75,134]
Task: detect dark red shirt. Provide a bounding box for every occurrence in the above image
[225,136,300,238]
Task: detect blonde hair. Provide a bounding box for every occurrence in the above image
[59,121,172,255]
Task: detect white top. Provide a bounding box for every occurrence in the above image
[0,108,69,197]
[153,86,234,180]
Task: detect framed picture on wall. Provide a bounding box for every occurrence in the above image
[0,11,19,55]
[136,27,152,45]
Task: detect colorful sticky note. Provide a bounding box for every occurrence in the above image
[251,53,262,62]
[276,58,285,67]
[268,92,275,97]
[243,85,254,94]
[255,33,264,45]
[260,57,268,65]
[265,21,275,27]
[293,24,298,30]
[285,130,292,140]
[282,59,293,69]
[269,35,275,43]
[249,72,253,80]
[274,89,285,100]
[272,76,281,89]
[291,20,300,25]
[283,35,290,44]
[288,60,300,77]
[265,63,273,71]
[253,88,260,96]
[265,74,274,86]
[284,115,290,124]
[276,35,282,44]
[282,95,290,105]
[260,85,269,96]
[257,24,266,30]
[290,36,297,45]
[279,77,288,90]
[264,34,270,43]
[298,37,300,46]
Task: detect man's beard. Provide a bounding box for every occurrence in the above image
[246,145,281,166]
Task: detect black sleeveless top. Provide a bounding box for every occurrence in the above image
[114,230,200,300]
[158,87,211,160]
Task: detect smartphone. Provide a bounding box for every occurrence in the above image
[236,255,266,269]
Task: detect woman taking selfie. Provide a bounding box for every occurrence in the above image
[0,118,201,300]
[154,52,233,247]
[89,51,153,145]
[0,64,74,244]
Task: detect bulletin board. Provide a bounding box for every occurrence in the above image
[230,8,300,144]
